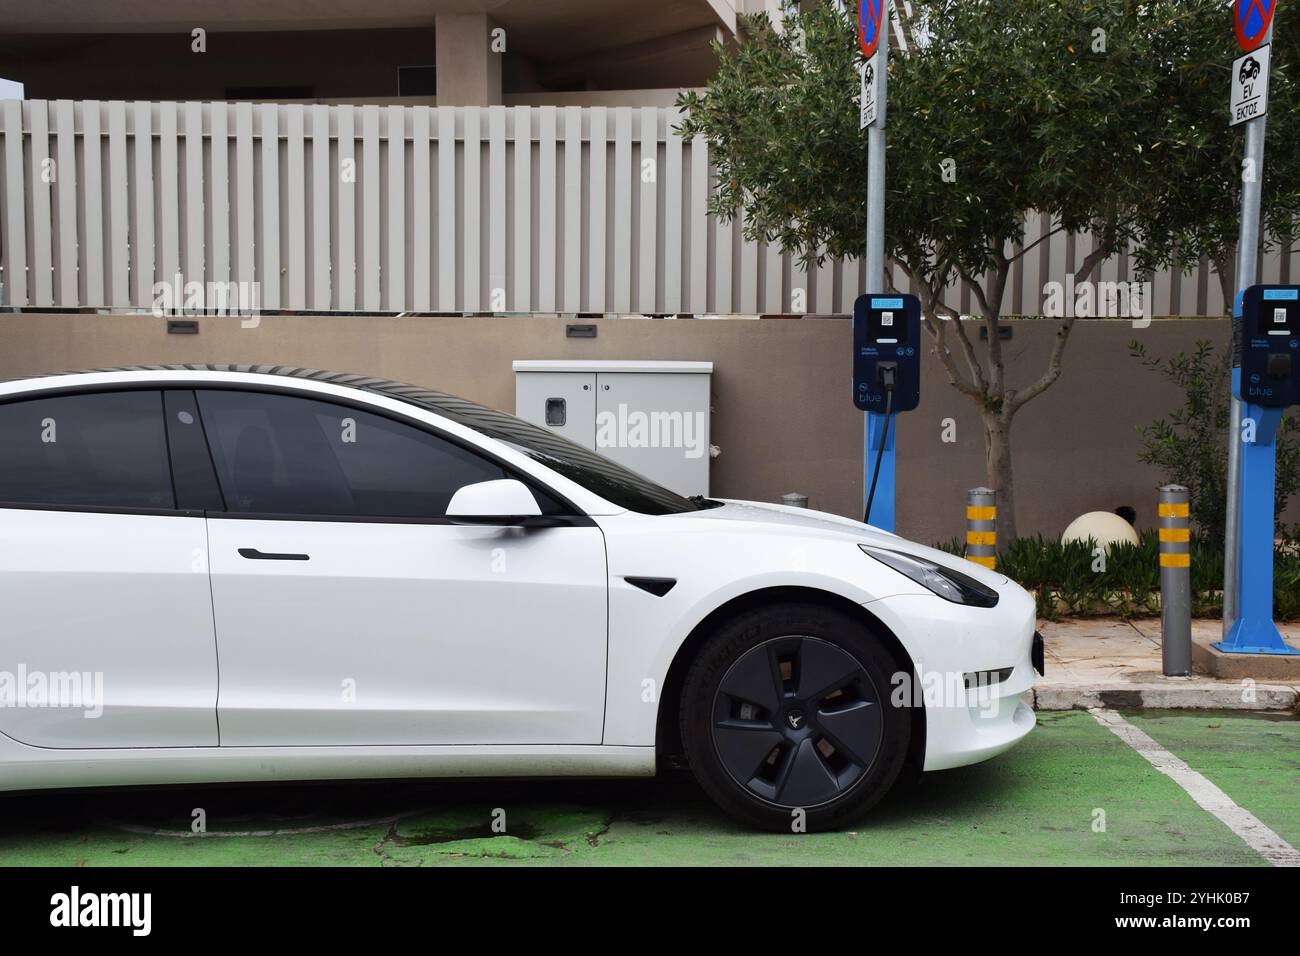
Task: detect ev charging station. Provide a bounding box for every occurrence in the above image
[855,0,922,533]
[1219,0,1296,657]
[853,292,922,530]
[1219,284,1300,656]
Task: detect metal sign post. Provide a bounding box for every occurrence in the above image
[1223,1,1277,637]
[860,0,893,528]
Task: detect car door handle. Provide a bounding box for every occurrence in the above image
[238,548,310,562]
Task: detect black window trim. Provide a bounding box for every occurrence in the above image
[0,501,205,519]
[0,380,595,527]
[165,389,228,512]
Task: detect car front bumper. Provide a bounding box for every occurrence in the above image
[865,586,1039,772]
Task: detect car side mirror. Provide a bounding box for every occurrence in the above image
[446,478,543,525]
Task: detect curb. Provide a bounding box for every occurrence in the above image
[1031,683,1299,712]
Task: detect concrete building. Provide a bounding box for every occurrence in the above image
[0,0,1283,321]
[0,1,789,107]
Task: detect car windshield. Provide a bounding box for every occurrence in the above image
[342,376,709,516]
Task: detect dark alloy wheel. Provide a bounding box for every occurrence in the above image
[712,636,883,808]
[680,603,911,831]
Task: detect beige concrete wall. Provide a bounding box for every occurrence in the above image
[2,313,1291,545]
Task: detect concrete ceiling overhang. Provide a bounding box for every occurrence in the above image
[0,0,737,61]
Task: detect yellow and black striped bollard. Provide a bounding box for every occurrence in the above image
[965,487,997,570]
[1158,484,1192,676]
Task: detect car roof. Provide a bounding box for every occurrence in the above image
[3,364,562,443]
[3,363,481,419]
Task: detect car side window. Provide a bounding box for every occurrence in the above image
[195,389,513,519]
[0,390,175,510]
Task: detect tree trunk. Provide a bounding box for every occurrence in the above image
[1212,251,1236,315]
[983,412,1017,545]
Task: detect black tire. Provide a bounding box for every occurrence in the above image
[679,603,911,832]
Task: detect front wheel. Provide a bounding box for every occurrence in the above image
[679,603,911,832]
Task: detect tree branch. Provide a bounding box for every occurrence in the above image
[1073,244,1111,285]
[1007,316,1077,413]
[961,267,993,319]
[957,251,1011,403]
[943,290,990,398]
[1008,224,1066,263]
[909,269,985,402]
[1074,203,1119,284]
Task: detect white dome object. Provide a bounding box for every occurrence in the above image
[1061,512,1141,550]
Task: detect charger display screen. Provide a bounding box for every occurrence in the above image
[1258,290,1300,337]
[866,298,904,343]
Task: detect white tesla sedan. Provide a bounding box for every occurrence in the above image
[0,366,1039,831]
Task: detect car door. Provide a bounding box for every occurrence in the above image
[0,389,219,748]
[195,388,608,747]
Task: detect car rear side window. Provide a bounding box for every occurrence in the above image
[195,389,514,518]
[0,390,175,510]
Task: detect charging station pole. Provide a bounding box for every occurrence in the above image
[861,0,893,528]
[1224,2,1278,636]
[1223,0,1283,646]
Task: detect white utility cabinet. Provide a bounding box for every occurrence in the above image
[513,360,713,497]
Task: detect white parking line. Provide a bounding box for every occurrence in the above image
[1090,708,1300,867]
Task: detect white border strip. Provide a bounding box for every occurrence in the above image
[1090,708,1299,867]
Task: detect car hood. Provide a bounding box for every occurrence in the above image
[676,498,1010,586]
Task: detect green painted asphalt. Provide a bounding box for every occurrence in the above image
[1127,711,1300,851]
[0,710,1290,866]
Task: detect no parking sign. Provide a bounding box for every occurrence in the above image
[1235,0,1277,52]
[859,0,885,59]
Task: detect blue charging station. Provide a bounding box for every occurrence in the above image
[853,293,922,531]
[1218,284,1300,656]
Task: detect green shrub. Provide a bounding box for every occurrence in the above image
[933,532,1294,621]
[1275,552,1300,621]
[1129,339,1300,546]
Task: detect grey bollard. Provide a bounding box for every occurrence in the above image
[1159,484,1192,677]
[781,492,809,509]
[965,487,997,569]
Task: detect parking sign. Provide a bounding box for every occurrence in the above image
[1230,43,1271,125]
[860,62,877,128]
[859,0,885,59]
[1235,0,1277,52]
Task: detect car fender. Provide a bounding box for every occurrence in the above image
[599,515,931,746]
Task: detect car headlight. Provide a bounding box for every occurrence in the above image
[859,545,1000,608]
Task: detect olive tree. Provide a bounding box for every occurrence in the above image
[1128,5,1300,307]
[678,0,1218,541]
